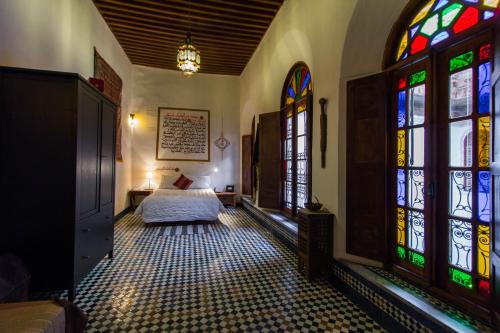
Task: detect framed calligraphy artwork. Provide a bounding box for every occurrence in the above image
[156,107,210,162]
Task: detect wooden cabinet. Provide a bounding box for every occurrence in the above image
[0,67,116,300]
[129,189,153,209]
[297,209,334,281]
[216,192,237,207]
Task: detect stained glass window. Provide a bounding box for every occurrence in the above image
[281,65,312,215]
[395,1,499,62]
[445,44,492,295]
[394,68,428,269]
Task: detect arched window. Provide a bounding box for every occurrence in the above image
[388,0,498,305]
[281,64,312,216]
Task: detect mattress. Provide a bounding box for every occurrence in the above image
[135,188,224,223]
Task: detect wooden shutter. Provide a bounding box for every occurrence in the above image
[346,73,388,261]
[491,20,500,326]
[242,135,252,195]
[258,111,281,209]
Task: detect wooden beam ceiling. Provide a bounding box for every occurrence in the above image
[93,0,284,76]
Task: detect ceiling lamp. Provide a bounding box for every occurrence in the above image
[177,32,201,77]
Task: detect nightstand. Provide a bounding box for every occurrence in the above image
[129,189,153,209]
[216,192,237,207]
[297,209,334,281]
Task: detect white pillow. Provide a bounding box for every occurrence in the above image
[158,174,179,189]
[187,175,211,189]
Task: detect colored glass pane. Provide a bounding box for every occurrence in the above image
[449,219,472,271]
[449,170,473,219]
[300,72,311,96]
[479,280,490,296]
[397,208,406,245]
[397,246,406,260]
[397,130,406,167]
[484,0,500,8]
[449,68,473,118]
[286,67,311,105]
[421,14,439,36]
[442,3,464,27]
[450,51,473,71]
[477,224,490,278]
[288,86,295,99]
[478,116,490,167]
[411,0,436,26]
[478,62,491,114]
[478,171,491,222]
[453,7,479,34]
[409,70,426,85]
[397,169,406,206]
[409,251,425,268]
[449,267,473,289]
[431,31,449,45]
[408,85,425,126]
[399,78,407,90]
[483,11,495,20]
[479,44,492,61]
[411,35,429,55]
[410,25,420,38]
[449,120,472,167]
[398,91,406,128]
[397,32,408,61]
[434,0,449,11]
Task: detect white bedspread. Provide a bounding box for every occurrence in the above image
[135,189,224,223]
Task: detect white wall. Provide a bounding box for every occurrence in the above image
[131,65,240,192]
[0,0,134,214]
[240,0,409,265]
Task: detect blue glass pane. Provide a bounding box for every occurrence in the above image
[431,31,449,46]
[410,25,420,38]
[402,53,408,60]
[484,11,495,20]
[288,86,295,99]
[478,62,491,114]
[397,169,406,206]
[434,0,449,11]
[398,91,406,128]
[464,0,478,2]
[300,72,311,94]
[478,171,491,223]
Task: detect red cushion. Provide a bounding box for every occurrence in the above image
[173,174,193,190]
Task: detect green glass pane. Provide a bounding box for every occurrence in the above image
[295,70,301,96]
[420,13,439,37]
[442,3,463,27]
[450,51,473,72]
[409,251,425,268]
[409,70,426,86]
[449,267,473,289]
[397,246,406,260]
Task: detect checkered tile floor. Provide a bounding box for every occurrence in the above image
[56,208,386,332]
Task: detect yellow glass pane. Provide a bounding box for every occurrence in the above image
[478,116,490,167]
[484,0,499,8]
[397,208,406,246]
[410,0,435,26]
[397,130,406,167]
[297,104,306,113]
[397,32,408,61]
[286,97,294,105]
[478,225,490,278]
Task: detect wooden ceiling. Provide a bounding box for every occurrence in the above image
[93,0,285,76]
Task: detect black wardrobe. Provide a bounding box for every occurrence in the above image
[0,67,116,300]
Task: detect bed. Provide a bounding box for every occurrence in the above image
[135,188,224,223]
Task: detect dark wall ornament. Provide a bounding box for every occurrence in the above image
[319,98,328,168]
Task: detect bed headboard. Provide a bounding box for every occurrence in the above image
[156,167,180,172]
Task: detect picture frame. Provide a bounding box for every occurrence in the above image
[156,107,210,161]
[225,185,235,192]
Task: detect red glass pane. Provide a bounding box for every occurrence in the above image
[480,44,492,61]
[399,78,407,90]
[453,7,479,34]
[479,280,490,296]
[410,35,428,55]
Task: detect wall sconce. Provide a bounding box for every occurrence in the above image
[129,113,138,127]
[213,167,219,173]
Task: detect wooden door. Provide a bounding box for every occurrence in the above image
[258,111,281,209]
[242,135,252,195]
[100,100,116,212]
[346,73,388,262]
[77,84,101,220]
[491,19,500,326]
